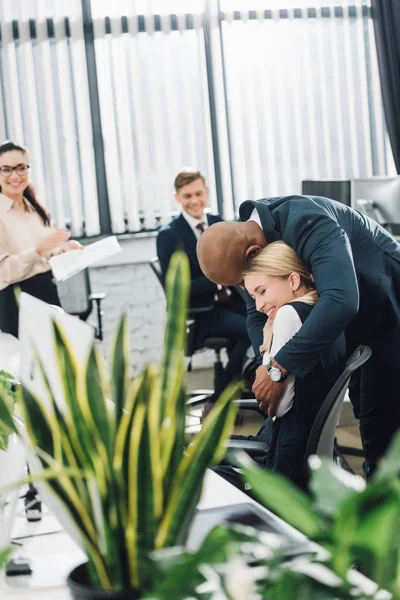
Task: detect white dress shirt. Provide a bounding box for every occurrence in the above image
[262,304,303,418]
[181,210,208,240]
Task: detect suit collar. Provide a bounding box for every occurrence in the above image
[181,209,208,233]
[239,199,282,243]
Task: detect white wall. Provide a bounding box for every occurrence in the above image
[88,233,215,375]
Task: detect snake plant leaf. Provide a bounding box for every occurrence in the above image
[53,320,95,470]
[159,251,189,423]
[110,314,130,428]
[82,346,112,459]
[156,383,239,549]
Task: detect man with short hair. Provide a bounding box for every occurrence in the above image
[197,194,400,477]
[157,169,250,406]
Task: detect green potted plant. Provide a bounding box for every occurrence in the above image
[0,252,239,599]
[230,436,400,600]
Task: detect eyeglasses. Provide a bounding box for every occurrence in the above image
[0,164,30,176]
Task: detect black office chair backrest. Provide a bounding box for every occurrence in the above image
[149,257,164,287]
[57,269,92,321]
[304,344,372,472]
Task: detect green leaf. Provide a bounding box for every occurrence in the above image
[83,348,112,457]
[235,452,324,539]
[308,456,365,518]
[374,430,400,482]
[0,545,14,571]
[156,383,239,549]
[159,252,189,424]
[331,477,400,587]
[53,320,95,469]
[110,314,129,428]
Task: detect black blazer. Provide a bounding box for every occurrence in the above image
[239,195,400,376]
[157,213,242,309]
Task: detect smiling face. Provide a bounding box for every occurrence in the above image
[175,177,209,220]
[0,150,29,201]
[244,272,303,323]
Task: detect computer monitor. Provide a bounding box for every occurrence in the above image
[352,177,400,223]
[302,180,351,206]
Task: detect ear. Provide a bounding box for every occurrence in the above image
[289,273,301,291]
[174,193,180,204]
[245,245,262,260]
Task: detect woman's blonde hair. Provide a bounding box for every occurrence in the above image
[243,241,317,305]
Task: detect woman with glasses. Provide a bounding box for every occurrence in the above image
[0,141,81,337]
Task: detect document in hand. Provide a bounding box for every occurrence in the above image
[49,235,122,282]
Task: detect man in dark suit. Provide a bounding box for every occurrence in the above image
[197,194,400,476]
[157,169,250,408]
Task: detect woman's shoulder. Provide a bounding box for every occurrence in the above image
[273,302,313,331]
[0,193,13,217]
[273,304,303,328]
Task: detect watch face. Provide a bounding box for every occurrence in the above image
[269,367,281,382]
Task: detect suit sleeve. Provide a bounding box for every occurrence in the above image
[275,205,359,377]
[156,229,177,285]
[157,228,218,298]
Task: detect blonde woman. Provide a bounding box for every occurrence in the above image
[216,241,346,490]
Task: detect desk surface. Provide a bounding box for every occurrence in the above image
[1,470,309,600]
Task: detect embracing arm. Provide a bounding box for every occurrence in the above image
[275,208,358,377]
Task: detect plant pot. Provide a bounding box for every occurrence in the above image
[67,564,141,600]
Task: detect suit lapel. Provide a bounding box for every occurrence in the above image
[239,200,281,242]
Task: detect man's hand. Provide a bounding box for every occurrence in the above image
[252,365,285,417]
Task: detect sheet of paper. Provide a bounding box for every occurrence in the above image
[49,235,122,282]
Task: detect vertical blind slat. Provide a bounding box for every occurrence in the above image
[93,16,125,233]
[109,16,140,232]
[16,3,48,208]
[53,14,84,235]
[205,0,234,219]
[34,0,66,227]
[68,9,101,236]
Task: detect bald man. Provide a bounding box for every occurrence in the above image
[197,194,400,477]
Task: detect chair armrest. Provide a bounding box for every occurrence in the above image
[188,305,214,317]
[89,292,106,301]
[234,398,261,410]
[225,439,269,458]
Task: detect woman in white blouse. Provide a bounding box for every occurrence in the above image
[216,241,346,490]
[0,141,81,336]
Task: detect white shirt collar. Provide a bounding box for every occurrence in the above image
[181,210,208,234]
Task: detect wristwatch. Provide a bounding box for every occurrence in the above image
[266,362,288,383]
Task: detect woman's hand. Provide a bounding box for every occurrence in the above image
[61,240,83,253]
[35,229,71,255]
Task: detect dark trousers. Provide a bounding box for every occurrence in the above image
[196,304,250,398]
[0,271,61,338]
[347,315,400,470]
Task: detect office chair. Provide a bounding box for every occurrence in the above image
[149,258,230,404]
[56,269,105,341]
[223,345,372,477]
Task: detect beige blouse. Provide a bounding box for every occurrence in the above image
[0,193,54,291]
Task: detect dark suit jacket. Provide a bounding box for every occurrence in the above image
[157,213,244,310]
[239,195,400,377]
[157,213,223,308]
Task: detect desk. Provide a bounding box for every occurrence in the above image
[1,470,311,600]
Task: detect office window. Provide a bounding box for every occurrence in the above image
[0,0,100,235]
[0,0,395,234]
